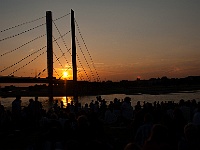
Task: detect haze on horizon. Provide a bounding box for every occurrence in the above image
[0,0,200,82]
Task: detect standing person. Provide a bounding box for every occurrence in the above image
[12,95,22,125]
[193,102,200,126]
[33,96,43,122]
[142,124,172,150]
[121,97,134,125]
[178,123,200,150]
[134,113,154,147]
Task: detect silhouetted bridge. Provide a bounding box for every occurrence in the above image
[0,9,101,100]
[0,76,65,84]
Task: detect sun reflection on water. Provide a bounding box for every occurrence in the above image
[60,96,74,108]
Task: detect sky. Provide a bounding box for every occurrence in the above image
[0,0,200,82]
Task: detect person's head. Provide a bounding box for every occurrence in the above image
[35,96,38,101]
[16,95,21,100]
[148,124,169,143]
[124,97,131,103]
[29,98,33,103]
[184,123,198,142]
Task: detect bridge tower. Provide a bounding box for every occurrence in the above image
[71,9,78,102]
[71,10,77,83]
[46,11,53,101]
[46,10,77,101]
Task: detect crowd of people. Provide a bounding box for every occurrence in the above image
[0,95,200,150]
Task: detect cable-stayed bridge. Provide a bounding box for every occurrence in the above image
[0,9,100,82]
[0,9,101,99]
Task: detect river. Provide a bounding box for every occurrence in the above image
[1,90,200,111]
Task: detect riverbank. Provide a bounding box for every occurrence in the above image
[1,84,200,98]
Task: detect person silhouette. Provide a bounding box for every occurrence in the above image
[12,95,22,125]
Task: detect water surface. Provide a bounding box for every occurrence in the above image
[1,90,200,111]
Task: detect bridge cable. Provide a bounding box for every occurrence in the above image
[53,31,71,43]
[0,16,45,33]
[53,51,67,79]
[53,13,70,22]
[53,21,71,66]
[36,51,71,79]
[75,19,101,82]
[34,31,71,78]
[1,46,47,73]
[8,51,46,76]
[52,32,73,79]
[76,36,96,81]
[53,36,71,66]
[53,21,71,55]
[53,68,60,78]
[77,70,84,81]
[1,34,46,57]
[1,31,71,73]
[36,68,47,78]
[0,22,46,42]
[76,56,88,81]
[53,52,65,69]
[53,21,86,81]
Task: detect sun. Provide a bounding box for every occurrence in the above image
[63,71,68,79]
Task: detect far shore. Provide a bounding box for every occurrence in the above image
[1,84,200,98]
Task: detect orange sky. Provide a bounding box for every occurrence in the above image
[1,0,200,81]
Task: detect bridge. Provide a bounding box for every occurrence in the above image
[0,76,64,83]
[0,9,101,100]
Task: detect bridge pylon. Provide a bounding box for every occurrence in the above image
[46,11,53,101]
[71,9,78,103]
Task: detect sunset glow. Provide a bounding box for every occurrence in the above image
[0,1,200,81]
[63,71,68,79]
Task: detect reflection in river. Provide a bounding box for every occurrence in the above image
[1,90,200,111]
